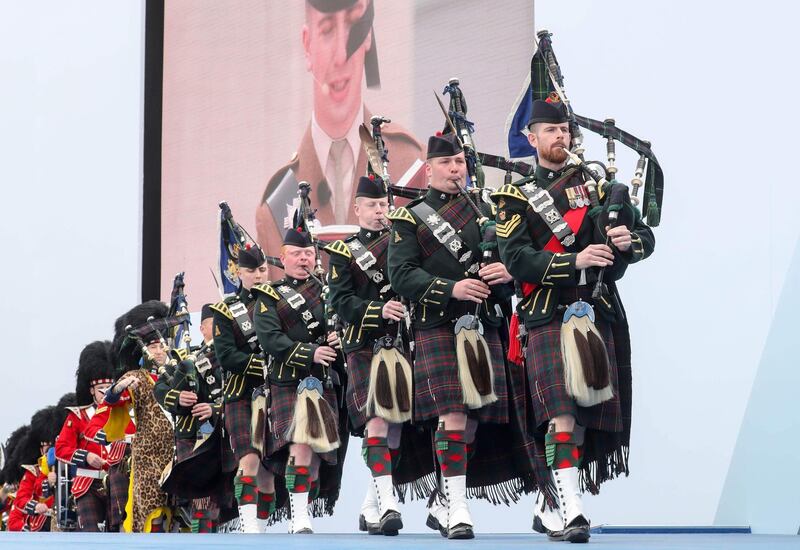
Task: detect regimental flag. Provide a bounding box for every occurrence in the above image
[218,202,245,296]
[168,272,191,349]
[505,73,536,160]
[504,34,559,160]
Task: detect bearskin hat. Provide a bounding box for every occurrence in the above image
[56,392,77,410]
[29,406,62,449]
[75,340,115,406]
[0,425,30,484]
[12,407,58,471]
[112,300,169,374]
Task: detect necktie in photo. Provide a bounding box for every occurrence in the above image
[327,138,354,225]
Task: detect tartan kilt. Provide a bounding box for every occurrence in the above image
[75,480,106,532]
[524,315,621,433]
[176,438,220,518]
[175,437,194,462]
[345,345,415,433]
[106,461,129,531]
[264,383,340,465]
[224,398,259,461]
[344,347,372,432]
[265,382,347,520]
[524,296,631,500]
[413,323,509,424]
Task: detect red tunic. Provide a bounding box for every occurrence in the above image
[14,463,54,532]
[55,405,131,499]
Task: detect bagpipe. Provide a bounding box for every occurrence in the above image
[356,118,414,424]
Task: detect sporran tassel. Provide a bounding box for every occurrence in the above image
[560,305,614,407]
[455,328,497,409]
[287,377,340,453]
[364,346,413,423]
[394,359,411,413]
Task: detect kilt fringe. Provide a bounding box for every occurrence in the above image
[268,493,338,525]
[394,471,534,507]
[466,477,525,506]
[580,441,630,495]
[394,471,437,503]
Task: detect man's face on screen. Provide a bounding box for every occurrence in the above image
[303,0,370,138]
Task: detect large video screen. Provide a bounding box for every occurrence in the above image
[158,0,534,304]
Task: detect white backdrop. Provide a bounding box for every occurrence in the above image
[0,2,144,438]
[1,0,798,535]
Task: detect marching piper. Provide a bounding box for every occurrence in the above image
[387,132,529,539]
[210,246,276,533]
[253,227,346,535]
[493,99,655,543]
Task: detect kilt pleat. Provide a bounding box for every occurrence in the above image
[224,399,259,461]
[75,481,105,532]
[413,323,509,424]
[344,347,373,432]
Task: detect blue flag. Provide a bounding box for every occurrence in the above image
[218,210,242,295]
[505,74,537,159]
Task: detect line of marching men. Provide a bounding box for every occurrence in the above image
[0,101,654,542]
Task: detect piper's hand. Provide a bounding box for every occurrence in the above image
[86,452,107,469]
[326,331,341,349]
[575,244,614,269]
[606,225,631,252]
[382,299,406,321]
[452,278,490,304]
[47,472,56,486]
[479,262,513,285]
[191,403,213,421]
[34,503,49,515]
[178,391,198,407]
[314,345,338,366]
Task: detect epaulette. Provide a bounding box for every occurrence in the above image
[386,206,416,225]
[21,464,37,476]
[65,405,91,415]
[323,240,352,259]
[251,282,281,302]
[490,184,528,203]
[209,301,233,320]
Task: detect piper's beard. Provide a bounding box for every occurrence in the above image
[539,144,568,165]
